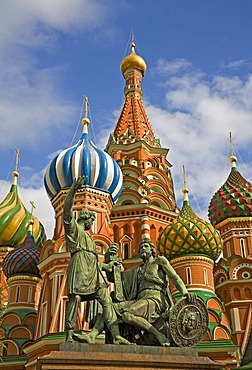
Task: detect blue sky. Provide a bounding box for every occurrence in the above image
[1,0,252,237]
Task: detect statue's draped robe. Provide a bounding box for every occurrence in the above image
[118,258,173,322]
[64,217,105,298]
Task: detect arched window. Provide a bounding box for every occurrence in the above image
[186,267,192,285]
[123,242,129,259]
[28,286,33,303]
[204,268,208,286]
[15,286,20,302]
[240,239,247,258]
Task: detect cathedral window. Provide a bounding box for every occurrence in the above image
[15,286,20,302]
[123,242,129,259]
[186,267,192,285]
[28,286,33,303]
[240,239,247,258]
[91,212,97,234]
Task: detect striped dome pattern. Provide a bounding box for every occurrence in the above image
[0,184,46,248]
[2,233,41,279]
[44,133,123,202]
[208,167,252,226]
[157,200,223,262]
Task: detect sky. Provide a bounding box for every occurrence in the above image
[1,0,252,238]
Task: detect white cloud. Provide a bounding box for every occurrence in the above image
[156,58,192,74]
[0,0,118,237]
[220,59,252,70]
[0,0,108,49]
[146,59,252,221]
[0,0,118,151]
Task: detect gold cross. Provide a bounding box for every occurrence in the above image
[15,148,20,172]
[84,96,90,119]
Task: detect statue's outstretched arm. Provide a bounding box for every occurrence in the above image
[159,256,196,303]
[159,256,188,296]
[63,176,87,222]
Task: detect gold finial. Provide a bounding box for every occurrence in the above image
[182,165,189,202]
[82,95,90,133]
[12,148,20,185]
[229,132,237,169]
[28,201,35,233]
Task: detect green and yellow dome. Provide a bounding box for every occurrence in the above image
[0,171,46,248]
[157,187,223,261]
[208,156,252,226]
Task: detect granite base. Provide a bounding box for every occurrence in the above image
[36,342,222,370]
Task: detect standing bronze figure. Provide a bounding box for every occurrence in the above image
[64,176,130,344]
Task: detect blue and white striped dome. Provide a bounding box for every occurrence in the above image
[44,132,123,202]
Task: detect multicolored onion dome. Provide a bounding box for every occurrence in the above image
[44,124,123,203]
[120,42,147,76]
[0,173,46,248]
[208,156,252,226]
[2,230,41,279]
[157,188,223,261]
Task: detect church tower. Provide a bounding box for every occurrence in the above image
[209,148,252,354]
[157,167,238,367]
[0,150,46,303]
[106,42,177,259]
[1,218,42,367]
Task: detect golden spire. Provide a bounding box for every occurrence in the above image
[12,148,20,185]
[82,95,90,134]
[229,132,237,169]
[182,165,189,202]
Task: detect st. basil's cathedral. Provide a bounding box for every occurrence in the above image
[0,42,252,370]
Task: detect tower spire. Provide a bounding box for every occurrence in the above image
[108,37,159,148]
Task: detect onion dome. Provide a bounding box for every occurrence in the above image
[208,156,252,225]
[0,170,46,248]
[2,220,41,279]
[120,42,147,76]
[157,186,223,261]
[44,105,123,203]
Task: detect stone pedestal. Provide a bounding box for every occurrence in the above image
[36,342,222,370]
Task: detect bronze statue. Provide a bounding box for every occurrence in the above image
[73,239,204,347]
[64,176,130,344]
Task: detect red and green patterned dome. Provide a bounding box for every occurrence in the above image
[2,223,41,279]
[208,156,252,226]
[0,171,46,248]
[157,188,223,261]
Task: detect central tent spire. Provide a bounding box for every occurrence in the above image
[108,38,159,148]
